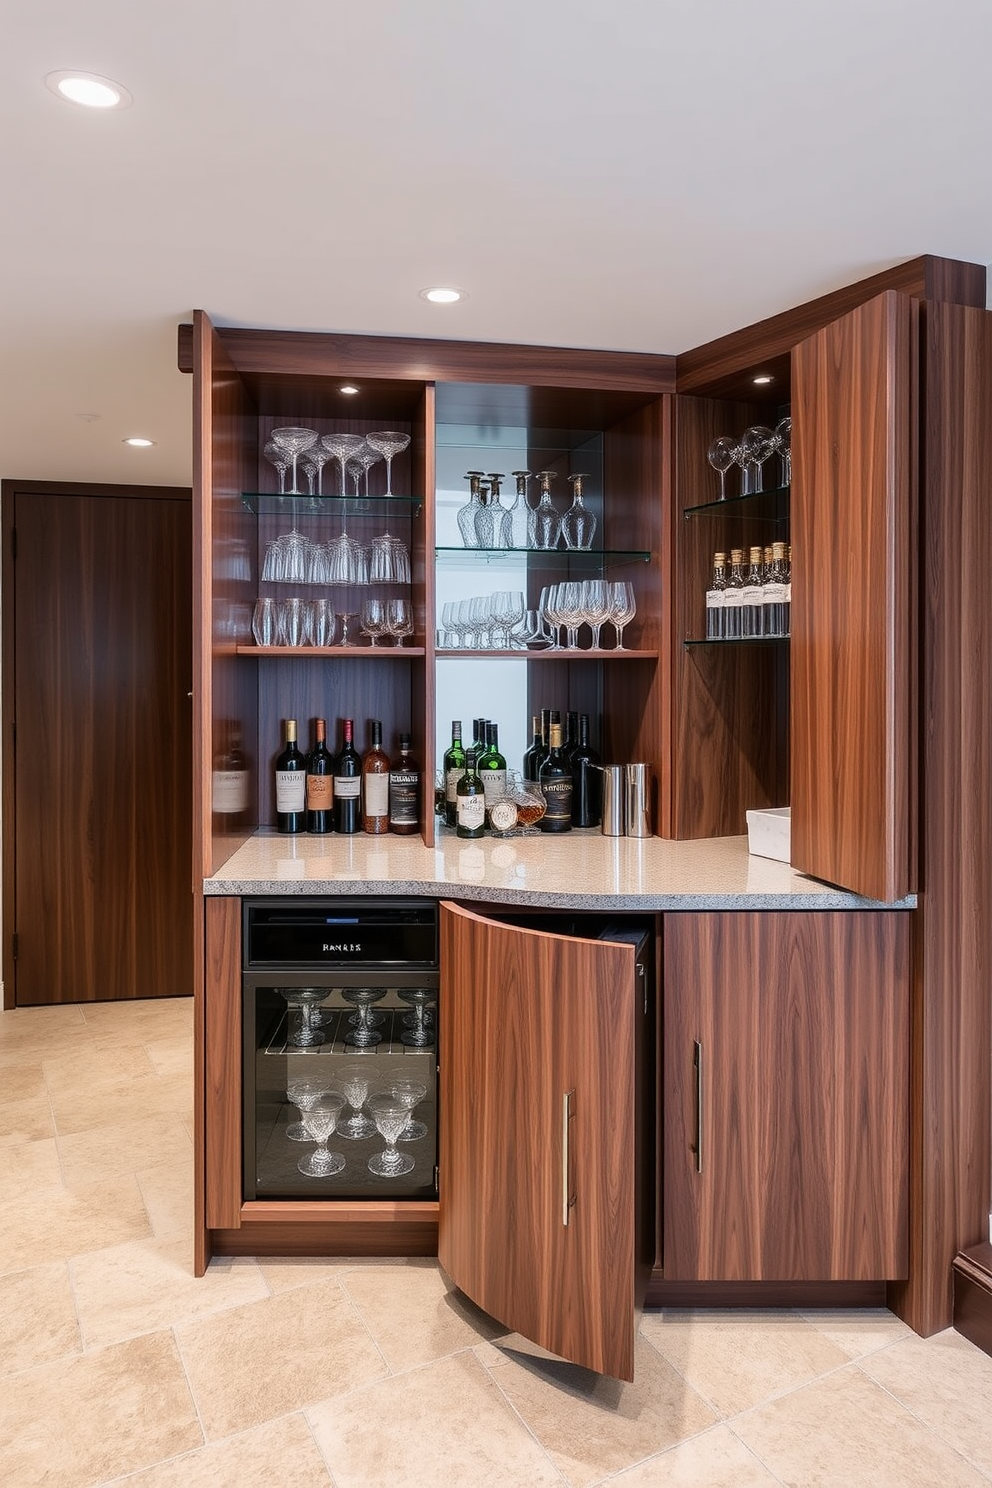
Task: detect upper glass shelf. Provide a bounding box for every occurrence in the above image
[683,485,790,521]
[435,546,650,566]
[242,493,422,516]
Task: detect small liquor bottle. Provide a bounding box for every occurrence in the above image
[570,714,602,828]
[478,721,507,824]
[456,749,486,838]
[388,733,420,836]
[763,542,789,637]
[538,720,573,832]
[443,720,467,828]
[724,548,746,640]
[743,545,765,638]
[706,551,727,640]
[521,714,542,786]
[362,720,390,835]
[784,542,792,637]
[305,717,334,834]
[333,718,362,835]
[275,718,306,834]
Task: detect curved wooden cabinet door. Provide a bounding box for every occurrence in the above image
[791,291,916,902]
[438,902,646,1381]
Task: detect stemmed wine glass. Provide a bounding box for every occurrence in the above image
[270,427,318,497]
[559,580,584,649]
[278,988,327,1048]
[707,436,738,500]
[390,1078,428,1141]
[738,425,775,495]
[608,580,637,650]
[335,1061,378,1139]
[301,441,333,500]
[365,431,411,497]
[286,1076,330,1141]
[367,1094,415,1177]
[385,597,414,646]
[263,439,290,495]
[297,1093,347,1177]
[399,988,436,1046]
[342,987,386,1043]
[773,416,792,486]
[359,599,388,648]
[581,578,611,650]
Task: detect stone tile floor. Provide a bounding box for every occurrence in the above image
[2,996,992,1487]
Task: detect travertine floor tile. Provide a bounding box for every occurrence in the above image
[0,1132,62,1197]
[136,1158,195,1240]
[800,1306,915,1359]
[639,1308,850,1416]
[0,1062,49,1104]
[50,1067,192,1136]
[341,1261,504,1370]
[605,1423,781,1486]
[0,1172,151,1273]
[258,1253,418,1293]
[307,1350,563,1488]
[58,1111,192,1184]
[0,1330,202,1488]
[101,1414,333,1487]
[72,1239,267,1347]
[145,1033,195,1079]
[176,1278,386,1439]
[0,1262,80,1374]
[79,996,193,1034]
[860,1328,992,1475]
[733,1363,990,1487]
[0,1093,57,1141]
[479,1333,717,1487]
[0,1003,87,1047]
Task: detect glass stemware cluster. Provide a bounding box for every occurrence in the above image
[455,469,597,551]
[706,418,791,500]
[436,590,527,649]
[539,579,636,650]
[284,1056,432,1181]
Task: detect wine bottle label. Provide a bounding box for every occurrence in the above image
[457,793,485,829]
[363,775,389,817]
[742,585,763,606]
[445,768,465,802]
[763,583,786,605]
[784,583,792,603]
[389,771,420,825]
[541,778,573,820]
[723,590,743,609]
[705,590,725,609]
[334,776,361,799]
[275,770,306,812]
[306,775,333,810]
[213,769,249,814]
[479,767,507,805]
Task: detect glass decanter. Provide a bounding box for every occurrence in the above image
[508,470,533,549]
[475,473,510,549]
[561,473,597,550]
[532,470,561,551]
[456,471,484,549]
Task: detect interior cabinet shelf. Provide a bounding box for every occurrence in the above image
[434,546,650,566]
[237,645,426,657]
[683,636,788,649]
[437,647,657,660]
[683,485,790,521]
[242,493,422,515]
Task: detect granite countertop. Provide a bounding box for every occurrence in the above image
[204,830,916,910]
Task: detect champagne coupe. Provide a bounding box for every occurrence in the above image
[342,986,386,1045]
[390,1078,428,1141]
[365,430,410,497]
[398,988,436,1047]
[319,430,366,496]
[278,987,327,1048]
[385,596,414,646]
[739,425,775,495]
[532,470,562,550]
[706,435,738,501]
[367,1093,415,1177]
[297,1093,347,1177]
[335,1060,378,1138]
[608,580,637,650]
[286,1076,330,1142]
[561,474,597,549]
[270,427,318,498]
[359,598,388,648]
[774,416,792,486]
[263,439,290,496]
[301,441,332,499]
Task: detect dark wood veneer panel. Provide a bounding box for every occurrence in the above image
[953,1245,992,1360]
[790,292,916,902]
[203,895,243,1235]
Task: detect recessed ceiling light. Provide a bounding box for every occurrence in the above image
[420,287,465,305]
[752,374,773,385]
[339,385,360,396]
[123,436,155,448]
[46,70,132,109]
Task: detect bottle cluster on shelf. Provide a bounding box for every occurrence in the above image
[456,469,597,551]
[275,717,420,836]
[705,543,792,640]
[441,709,602,837]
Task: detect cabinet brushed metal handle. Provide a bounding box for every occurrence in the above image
[562,1089,576,1226]
[692,1040,703,1173]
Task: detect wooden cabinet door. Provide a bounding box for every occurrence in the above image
[663,912,910,1281]
[791,291,917,902]
[439,902,649,1381]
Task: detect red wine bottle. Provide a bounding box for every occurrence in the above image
[305,717,333,834]
[334,718,362,834]
[275,718,306,834]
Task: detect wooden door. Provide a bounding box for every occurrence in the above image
[439,902,650,1381]
[791,291,917,902]
[663,911,910,1281]
[2,483,193,1004]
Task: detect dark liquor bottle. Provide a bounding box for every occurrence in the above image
[522,714,542,786]
[478,721,507,824]
[333,718,362,834]
[570,714,602,828]
[389,733,420,836]
[305,717,334,834]
[443,720,467,829]
[471,717,488,757]
[743,545,765,638]
[456,749,486,838]
[563,710,579,769]
[724,547,746,640]
[362,720,390,835]
[538,720,572,832]
[275,718,306,834]
[705,551,727,640]
[535,706,557,780]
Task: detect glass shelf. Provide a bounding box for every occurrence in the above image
[237,645,426,657]
[436,648,657,660]
[683,485,790,521]
[435,546,649,566]
[684,636,789,648]
[241,493,422,516]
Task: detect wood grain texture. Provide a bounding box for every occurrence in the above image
[4,485,193,1004]
[203,895,243,1234]
[212,1203,438,1257]
[663,912,911,1281]
[887,301,992,1335]
[791,292,917,902]
[439,902,644,1380]
[953,1245,992,1361]
[676,255,984,398]
[647,1278,885,1308]
[669,395,789,838]
[413,385,435,845]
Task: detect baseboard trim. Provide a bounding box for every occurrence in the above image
[953,1244,992,1359]
[645,1275,886,1309]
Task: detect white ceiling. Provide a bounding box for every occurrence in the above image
[5,0,992,489]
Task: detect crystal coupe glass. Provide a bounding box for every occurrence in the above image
[398,988,436,1046]
[335,1060,378,1139]
[390,1077,428,1141]
[269,426,318,497]
[365,430,410,497]
[297,1093,346,1177]
[286,1076,330,1141]
[367,1093,415,1177]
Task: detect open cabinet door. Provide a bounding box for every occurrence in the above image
[438,902,650,1381]
[791,290,917,902]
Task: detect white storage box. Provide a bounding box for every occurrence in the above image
[746,806,791,863]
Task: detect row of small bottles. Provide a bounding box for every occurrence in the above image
[275,718,420,835]
[441,709,602,837]
[705,542,792,640]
